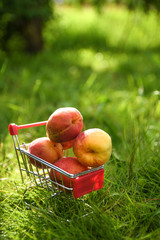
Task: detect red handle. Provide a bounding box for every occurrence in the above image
[8,121,47,135]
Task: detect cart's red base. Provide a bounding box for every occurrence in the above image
[73,168,104,198]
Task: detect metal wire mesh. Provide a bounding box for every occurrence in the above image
[12,134,104,197]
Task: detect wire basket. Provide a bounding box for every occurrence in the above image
[8,121,104,199]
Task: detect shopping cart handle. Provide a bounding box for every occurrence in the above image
[8,121,47,135]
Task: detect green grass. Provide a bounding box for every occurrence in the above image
[1,4,160,240]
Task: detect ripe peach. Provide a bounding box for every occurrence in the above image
[46,107,83,143]
[49,157,89,190]
[28,137,63,168]
[73,128,112,167]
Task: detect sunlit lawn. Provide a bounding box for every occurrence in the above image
[1,4,160,240]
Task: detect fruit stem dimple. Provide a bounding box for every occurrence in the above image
[90,150,95,153]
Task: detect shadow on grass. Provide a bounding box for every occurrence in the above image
[1,186,122,240]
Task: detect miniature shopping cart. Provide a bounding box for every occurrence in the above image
[8,121,104,199]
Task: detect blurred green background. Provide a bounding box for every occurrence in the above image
[0,0,160,239]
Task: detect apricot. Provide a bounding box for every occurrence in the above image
[46,107,83,143]
[28,137,63,168]
[49,157,89,191]
[73,128,112,167]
